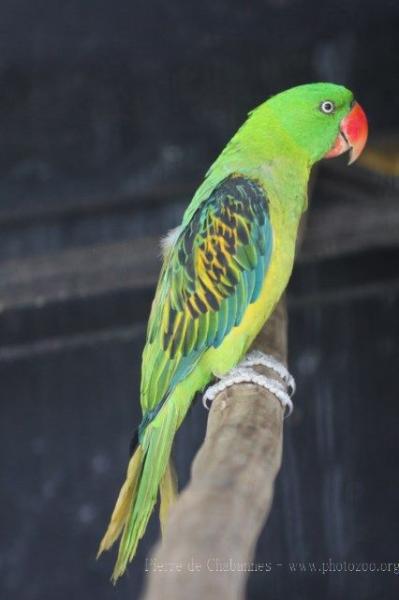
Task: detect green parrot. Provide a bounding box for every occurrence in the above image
[98,82,368,580]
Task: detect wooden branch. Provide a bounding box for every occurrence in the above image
[142,300,288,600]
[2,165,398,315]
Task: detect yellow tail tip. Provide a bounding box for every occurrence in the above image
[96,446,144,564]
[96,538,108,560]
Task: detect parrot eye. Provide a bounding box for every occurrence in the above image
[320,100,335,114]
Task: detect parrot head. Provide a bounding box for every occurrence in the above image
[266,82,368,166]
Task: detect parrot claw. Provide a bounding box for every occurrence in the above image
[202,393,213,410]
[202,354,295,417]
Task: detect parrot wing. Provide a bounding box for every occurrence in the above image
[140,174,273,423]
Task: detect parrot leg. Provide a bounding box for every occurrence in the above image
[202,351,295,416]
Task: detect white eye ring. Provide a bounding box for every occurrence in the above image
[320,100,335,114]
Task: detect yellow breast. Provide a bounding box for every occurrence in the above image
[203,202,297,376]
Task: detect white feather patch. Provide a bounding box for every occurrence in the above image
[160,226,182,257]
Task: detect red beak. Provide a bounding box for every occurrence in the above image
[324,101,368,165]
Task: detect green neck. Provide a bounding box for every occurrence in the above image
[184,106,311,226]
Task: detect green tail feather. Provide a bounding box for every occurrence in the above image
[98,403,178,582]
[159,458,178,535]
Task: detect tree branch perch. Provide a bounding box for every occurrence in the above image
[142,299,289,600]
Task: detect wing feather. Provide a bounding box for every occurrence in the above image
[140,174,273,421]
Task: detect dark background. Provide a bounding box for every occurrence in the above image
[1,1,398,599]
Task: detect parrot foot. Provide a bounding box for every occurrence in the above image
[203,352,295,417]
[239,350,296,396]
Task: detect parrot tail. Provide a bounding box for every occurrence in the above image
[97,403,178,582]
[159,457,178,535]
